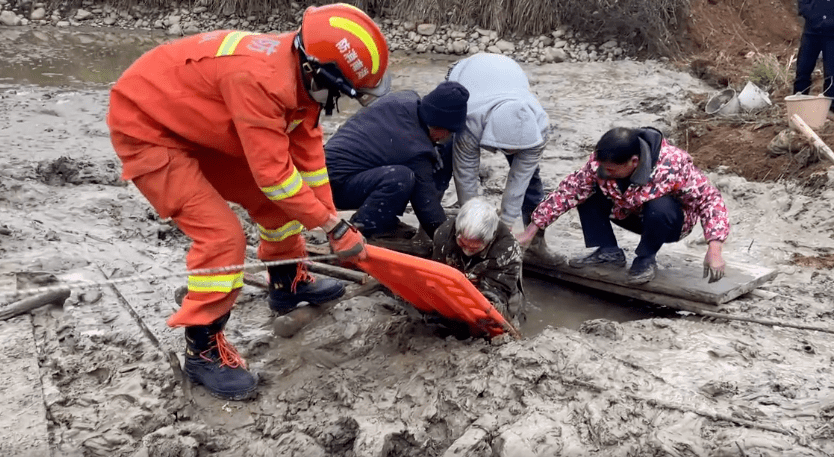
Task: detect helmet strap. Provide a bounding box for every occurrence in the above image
[294,33,354,115]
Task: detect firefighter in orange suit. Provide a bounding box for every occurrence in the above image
[107,3,391,400]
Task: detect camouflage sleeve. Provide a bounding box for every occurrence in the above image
[531,156,599,229]
[477,235,523,306]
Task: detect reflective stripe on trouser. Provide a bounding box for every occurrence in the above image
[122,144,313,326]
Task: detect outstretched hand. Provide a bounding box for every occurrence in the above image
[516,223,539,248]
[703,241,726,283]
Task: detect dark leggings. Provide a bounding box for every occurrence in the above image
[794,30,834,98]
[331,165,415,235]
[576,190,684,260]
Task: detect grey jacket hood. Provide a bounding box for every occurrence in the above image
[448,53,550,150]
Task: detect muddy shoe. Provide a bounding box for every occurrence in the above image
[568,247,626,268]
[184,314,257,401]
[625,256,657,285]
[268,263,345,315]
[523,232,565,266]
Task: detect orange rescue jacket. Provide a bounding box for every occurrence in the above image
[108,30,334,230]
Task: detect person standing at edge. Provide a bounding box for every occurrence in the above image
[325,81,470,240]
[445,52,557,261]
[106,3,390,400]
[794,0,834,103]
[517,127,729,285]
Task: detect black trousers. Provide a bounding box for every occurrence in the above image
[331,165,415,236]
[794,30,834,100]
[576,190,684,260]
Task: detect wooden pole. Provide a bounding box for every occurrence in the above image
[790,113,834,164]
[243,263,370,287]
[0,290,71,321]
[307,261,371,284]
[272,280,384,338]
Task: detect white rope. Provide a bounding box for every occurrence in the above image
[0,253,344,303]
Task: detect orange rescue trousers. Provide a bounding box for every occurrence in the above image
[115,137,331,327]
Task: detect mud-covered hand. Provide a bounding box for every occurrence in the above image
[516,223,539,248]
[703,240,726,283]
[481,290,502,307]
[327,219,367,262]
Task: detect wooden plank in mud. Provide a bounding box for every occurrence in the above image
[306,227,777,309]
[523,251,778,307]
[0,316,51,457]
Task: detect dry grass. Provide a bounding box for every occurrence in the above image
[52,0,691,54]
[749,52,794,93]
[385,0,690,53]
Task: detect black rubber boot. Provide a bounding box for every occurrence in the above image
[267,263,345,315]
[183,312,257,401]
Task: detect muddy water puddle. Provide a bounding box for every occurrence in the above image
[520,274,674,334]
[2,25,670,332]
[0,27,167,86]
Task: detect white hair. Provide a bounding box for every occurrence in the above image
[455,197,499,244]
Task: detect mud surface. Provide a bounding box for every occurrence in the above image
[1,20,834,457]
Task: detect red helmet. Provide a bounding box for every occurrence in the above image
[298,4,391,105]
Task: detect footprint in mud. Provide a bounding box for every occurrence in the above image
[35,156,123,186]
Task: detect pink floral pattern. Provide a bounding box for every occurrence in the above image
[532,139,730,242]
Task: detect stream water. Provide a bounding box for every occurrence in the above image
[0,25,670,334]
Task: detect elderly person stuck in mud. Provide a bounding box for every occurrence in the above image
[517,126,729,285]
[432,197,525,326]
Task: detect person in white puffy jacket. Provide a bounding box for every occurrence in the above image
[446,53,555,260]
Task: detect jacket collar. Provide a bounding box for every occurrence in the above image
[597,127,663,185]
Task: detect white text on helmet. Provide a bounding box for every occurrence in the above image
[335,38,369,80]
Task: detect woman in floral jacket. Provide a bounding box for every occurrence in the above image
[517,127,729,285]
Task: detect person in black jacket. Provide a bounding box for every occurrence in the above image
[794,0,834,102]
[325,81,470,239]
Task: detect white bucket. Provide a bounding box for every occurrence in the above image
[737,81,772,111]
[705,89,740,116]
[785,94,832,129]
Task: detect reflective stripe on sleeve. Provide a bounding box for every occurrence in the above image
[300,168,330,188]
[216,31,257,56]
[187,272,244,293]
[261,169,303,201]
[259,221,305,242]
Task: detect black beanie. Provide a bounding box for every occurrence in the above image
[418,81,470,132]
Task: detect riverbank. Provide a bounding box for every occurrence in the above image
[0,0,630,65]
[3,29,834,453]
[4,0,834,455]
